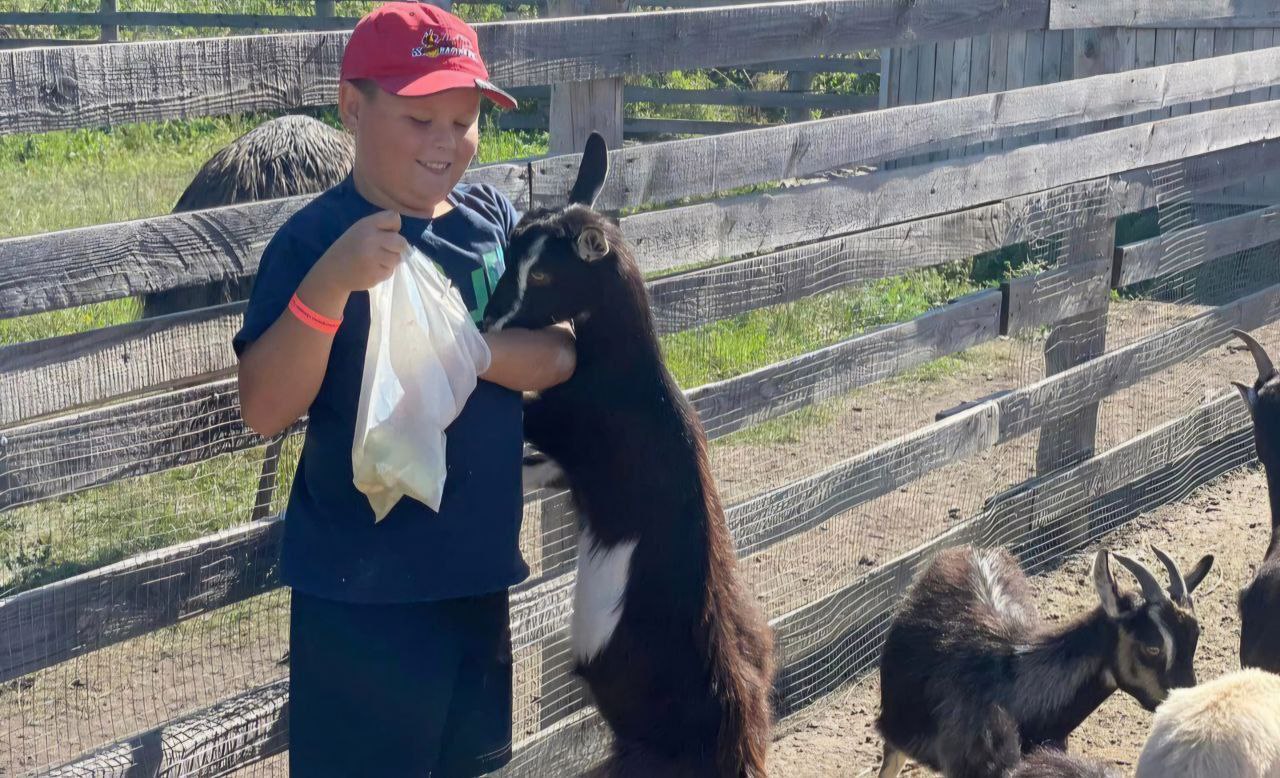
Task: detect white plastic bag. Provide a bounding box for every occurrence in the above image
[352,245,492,521]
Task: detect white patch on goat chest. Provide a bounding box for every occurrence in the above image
[571,526,638,664]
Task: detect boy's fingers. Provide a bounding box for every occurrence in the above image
[368,209,402,231]
[379,234,410,255]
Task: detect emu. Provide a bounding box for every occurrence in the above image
[1009,748,1119,778]
[482,132,776,777]
[141,114,354,318]
[1135,667,1280,778]
[876,543,1213,778]
[1230,328,1280,673]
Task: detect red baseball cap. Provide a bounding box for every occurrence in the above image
[341,2,517,110]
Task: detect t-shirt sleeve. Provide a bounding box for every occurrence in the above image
[231,228,319,358]
[468,182,522,243]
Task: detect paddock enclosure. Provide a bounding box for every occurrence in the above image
[4,1,1280,775]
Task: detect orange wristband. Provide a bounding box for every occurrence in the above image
[289,293,342,335]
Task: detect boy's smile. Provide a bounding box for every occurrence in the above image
[340,82,481,219]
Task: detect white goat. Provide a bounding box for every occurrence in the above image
[1136,667,1280,778]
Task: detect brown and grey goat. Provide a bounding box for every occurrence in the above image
[142,114,354,318]
[482,132,776,777]
[876,543,1213,778]
[1230,328,1280,673]
[1009,748,1120,778]
[1135,667,1280,778]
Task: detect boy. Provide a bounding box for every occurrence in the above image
[232,3,575,775]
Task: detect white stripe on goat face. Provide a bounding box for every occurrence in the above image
[489,235,547,331]
[1151,607,1175,672]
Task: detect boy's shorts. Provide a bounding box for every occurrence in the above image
[288,588,514,777]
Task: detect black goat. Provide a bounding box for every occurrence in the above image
[1009,748,1119,778]
[482,132,776,777]
[876,543,1212,778]
[1230,328,1280,673]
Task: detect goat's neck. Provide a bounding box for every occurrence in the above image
[1263,463,1280,562]
[572,284,665,376]
[1011,608,1117,741]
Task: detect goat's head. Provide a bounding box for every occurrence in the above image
[1092,546,1214,711]
[483,131,629,332]
[1230,328,1280,467]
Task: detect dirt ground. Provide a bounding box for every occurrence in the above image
[766,464,1271,777]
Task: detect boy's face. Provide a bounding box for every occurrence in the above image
[340,82,481,217]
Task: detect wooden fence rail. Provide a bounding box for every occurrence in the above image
[0,0,1051,135]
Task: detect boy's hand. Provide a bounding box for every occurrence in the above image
[312,210,409,294]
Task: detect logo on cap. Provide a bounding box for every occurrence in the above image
[412,26,478,61]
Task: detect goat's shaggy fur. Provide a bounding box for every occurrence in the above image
[1010,748,1119,778]
[142,114,354,317]
[1136,668,1280,778]
[876,544,1212,778]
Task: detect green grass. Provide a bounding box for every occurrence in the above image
[661,260,983,387]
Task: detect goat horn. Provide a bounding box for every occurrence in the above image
[1150,545,1187,604]
[1232,328,1275,380]
[1111,552,1169,605]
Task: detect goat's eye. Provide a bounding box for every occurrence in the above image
[1143,645,1162,658]
[529,270,551,285]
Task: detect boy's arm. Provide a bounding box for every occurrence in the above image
[238,210,408,438]
[481,322,576,392]
[237,269,351,438]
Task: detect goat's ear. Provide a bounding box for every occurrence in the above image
[1183,554,1214,595]
[575,226,610,262]
[1233,380,1259,413]
[1092,550,1123,618]
[568,131,609,208]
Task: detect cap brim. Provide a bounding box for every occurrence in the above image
[373,70,518,111]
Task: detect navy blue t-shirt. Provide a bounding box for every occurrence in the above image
[232,175,528,603]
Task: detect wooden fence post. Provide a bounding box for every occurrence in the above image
[548,0,626,156]
[1069,28,1121,135]
[315,1,336,20]
[784,70,815,123]
[1034,210,1117,476]
[99,0,118,43]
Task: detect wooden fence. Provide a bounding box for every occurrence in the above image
[3,0,1280,775]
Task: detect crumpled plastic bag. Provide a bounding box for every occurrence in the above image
[352,245,492,521]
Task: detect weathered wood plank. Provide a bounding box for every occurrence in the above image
[623,101,1280,272]
[1049,0,1280,29]
[1000,258,1113,336]
[45,677,289,778]
[623,85,879,111]
[646,198,1036,335]
[998,281,1280,444]
[689,290,1003,440]
[0,163,525,320]
[747,55,881,75]
[1115,202,1280,287]
[6,50,1279,323]
[0,379,283,512]
[0,10,362,30]
[0,518,283,685]
[0,0,1052,135]
[0,302,243,426]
